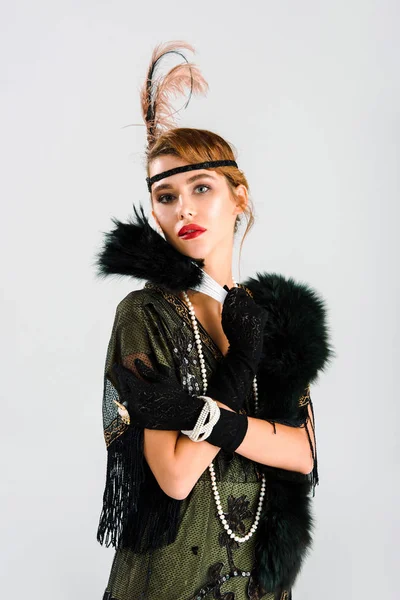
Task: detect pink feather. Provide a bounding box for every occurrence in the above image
[140,40,209,145]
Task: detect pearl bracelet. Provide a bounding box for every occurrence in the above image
[181,395,221,442]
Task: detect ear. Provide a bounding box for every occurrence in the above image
[233,184,249,216]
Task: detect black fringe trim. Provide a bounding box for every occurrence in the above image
[97,424,183,553]
[121,463,183,553]
[304,397,319,496]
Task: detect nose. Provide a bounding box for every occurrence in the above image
[177,193,196,220]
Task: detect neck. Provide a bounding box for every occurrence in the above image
[200,235,235,287]
[180,233,236,310]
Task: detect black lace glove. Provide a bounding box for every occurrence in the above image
[206,286,269,412]
[112,361,248,454]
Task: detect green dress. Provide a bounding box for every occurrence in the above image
[101,282,292,600]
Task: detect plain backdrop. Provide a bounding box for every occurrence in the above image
[1,1,399,599]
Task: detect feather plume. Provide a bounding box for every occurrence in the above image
[140,40,209,146]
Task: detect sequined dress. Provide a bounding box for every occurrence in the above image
[100,282,292,600]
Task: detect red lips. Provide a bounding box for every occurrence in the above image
[178,223,207,237]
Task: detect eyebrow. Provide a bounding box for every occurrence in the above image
[152,172,216,193]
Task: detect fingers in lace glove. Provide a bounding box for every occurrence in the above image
[203,287,269,413]
[222,287,269,364]
[206,350,254,413]
[112,362,205,430]
[114,359,173,417]
[133,357,172,383]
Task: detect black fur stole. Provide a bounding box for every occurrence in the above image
[240,275,334,595]
[96,203,205,292]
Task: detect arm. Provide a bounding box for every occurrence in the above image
[145,400,316,500]
[126,287,269,499]
[143,429,221,500]
[143,398,239,499]
[234,402,316,475]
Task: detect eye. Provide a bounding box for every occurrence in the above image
[195,184,211,194]
[156,194,174,204]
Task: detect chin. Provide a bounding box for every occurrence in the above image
[189,246,212,261]
[171,238,210,260]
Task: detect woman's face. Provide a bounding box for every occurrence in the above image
[150,155,248,260]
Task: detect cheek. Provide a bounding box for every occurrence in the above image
[153,207,174,231]
[206,196,234,227]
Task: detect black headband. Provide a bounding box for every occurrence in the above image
[146,160,238,192]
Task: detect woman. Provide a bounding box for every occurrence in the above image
[96,41,334,600]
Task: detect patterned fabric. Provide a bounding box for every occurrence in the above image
[100,283,292,600]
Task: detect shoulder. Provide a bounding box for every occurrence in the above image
[115,285,164,316]
[113,285,177,337]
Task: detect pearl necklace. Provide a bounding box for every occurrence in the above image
[182,278,266,544]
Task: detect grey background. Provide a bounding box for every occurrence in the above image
[1,1,399,598]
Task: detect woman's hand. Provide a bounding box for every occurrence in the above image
[112,360,204,430]
[205,286,269,413]
[221,285,268,364]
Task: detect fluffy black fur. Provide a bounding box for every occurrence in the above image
[96,203,205,293]
[240,273,334,594]
[242,272,335,422]
[253,479,315,596]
